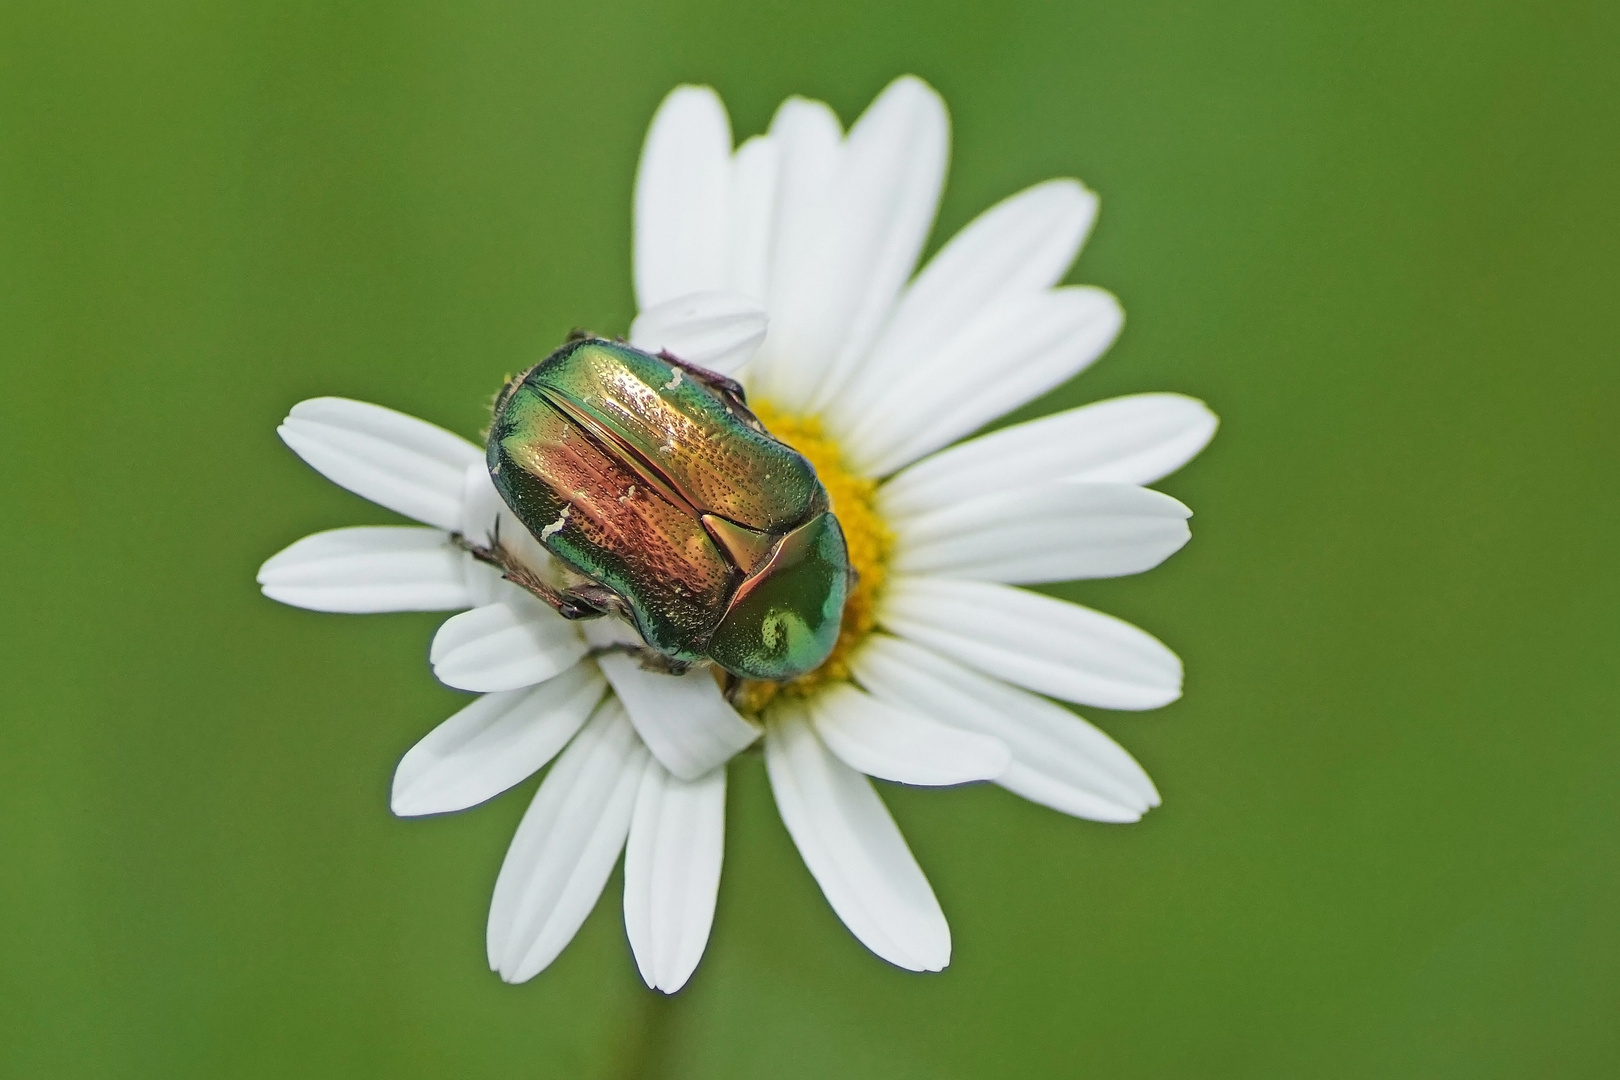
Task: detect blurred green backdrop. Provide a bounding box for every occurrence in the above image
[3,0,1617,1077]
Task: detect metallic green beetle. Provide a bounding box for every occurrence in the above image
[466,336,850,682]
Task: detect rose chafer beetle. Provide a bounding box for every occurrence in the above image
[463,336,850,682]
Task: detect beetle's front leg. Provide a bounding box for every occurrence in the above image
[449,529,607,621]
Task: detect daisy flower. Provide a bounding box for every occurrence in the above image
[258,75,1216,991]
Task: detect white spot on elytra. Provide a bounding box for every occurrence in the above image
[658,439,675,456]
[663,368,683,391]
[540,505,571,541]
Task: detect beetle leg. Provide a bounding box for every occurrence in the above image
[656,350,746,400]
[586,642,692,676]
[558,583,634,622]
[449,529,608,621]
[656,349,756,413]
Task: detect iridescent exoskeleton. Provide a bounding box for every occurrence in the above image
[476,338,849,681]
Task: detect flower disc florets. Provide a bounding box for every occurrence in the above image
[730,402,892,714]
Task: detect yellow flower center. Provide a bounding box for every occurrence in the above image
[730,401,892,715]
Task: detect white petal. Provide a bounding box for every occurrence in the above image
[486,699,648,983]
[890,482,1191,584]
[458,461,515,543]
[800,75,949,415]
[843,287,1124,477]
[623,759,726,993]
[726,134,778,301]
[880,576,1181,710]
[764,703,950,972]
[460,459,506,537]
[628,291,768,376]
[390,664,607,817]
[828,178,1095,430]
[277,398,482,531]
[430,594,588,693]
[851,635,1157,822]
[457,462,555,609]
[880,394,1219,518]
[634,86,733,309]
[257,526,472,612]
[807,682,1009,786]
[457,555,513,610]
[745,96,845,406]
[583,621,757,780]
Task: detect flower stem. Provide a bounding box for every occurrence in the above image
[612,988,680,1080]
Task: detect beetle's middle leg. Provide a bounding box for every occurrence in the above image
[586,641,692,676]
[450,528,628,622]
[556,582,635,622]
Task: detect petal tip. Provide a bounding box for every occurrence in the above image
[661,83,724,108]
[883,73,945,107]
[388,795,425,819]
[256,584,305,609]
[389,772,429,818]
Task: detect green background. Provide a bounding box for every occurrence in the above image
[3,0,1616,1076]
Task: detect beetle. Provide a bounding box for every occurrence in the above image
[459,336,850,682]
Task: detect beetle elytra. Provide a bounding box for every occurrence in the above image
[461,337,850,683]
